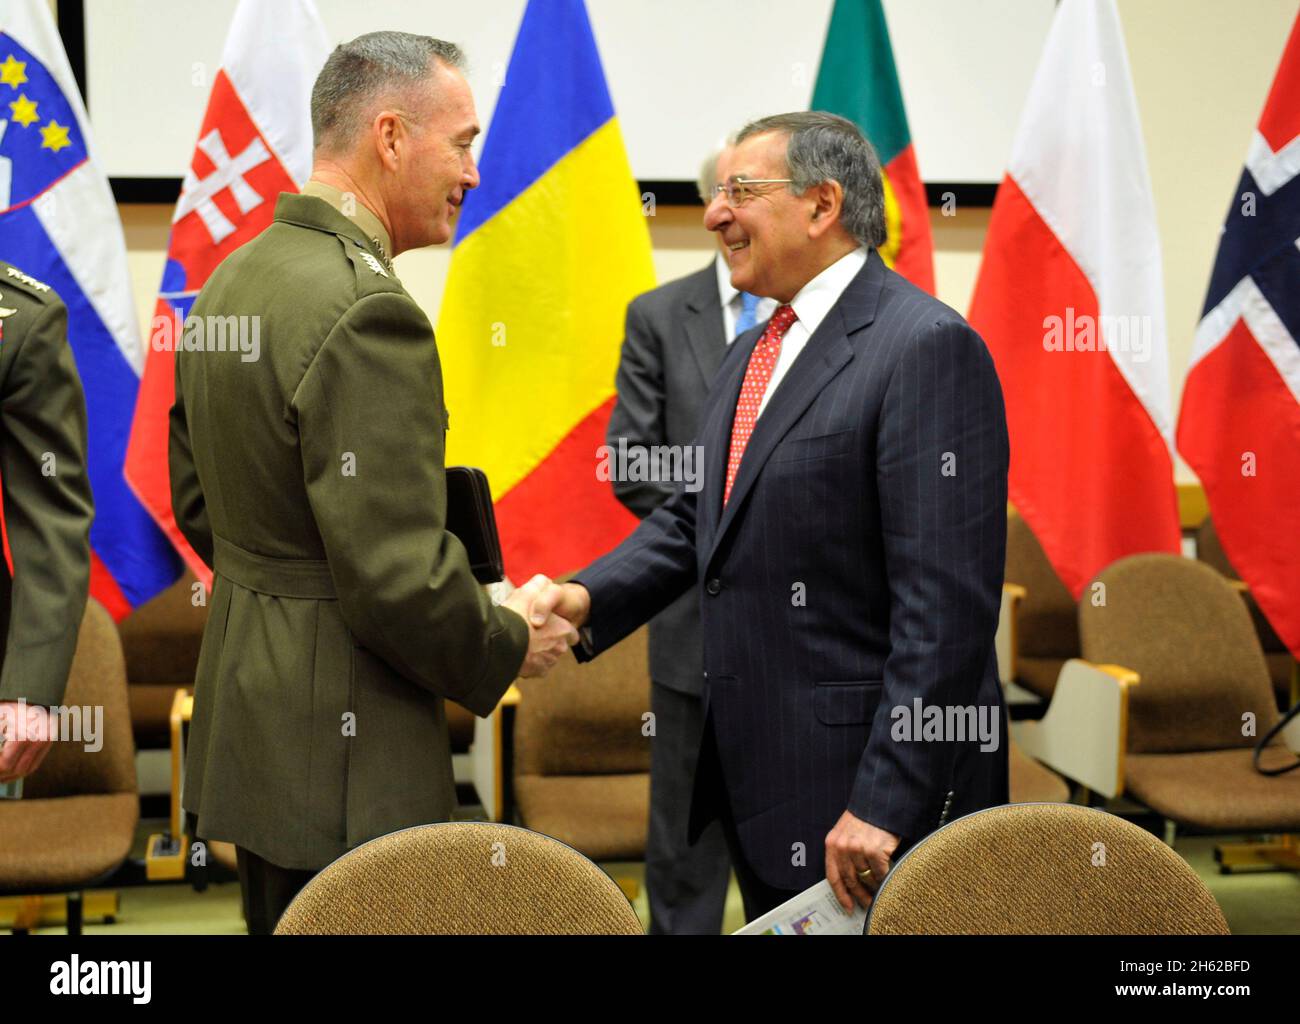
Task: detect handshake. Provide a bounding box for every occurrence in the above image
[500,574,593,678]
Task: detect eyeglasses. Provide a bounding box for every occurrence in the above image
[709,176,795,206]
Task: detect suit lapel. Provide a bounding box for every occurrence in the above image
[698,328,754,552]
[683,265,727,386]
[705,252,885,567]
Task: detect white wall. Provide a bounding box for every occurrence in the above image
[106,0,1297,486]
[86,0,1053,183]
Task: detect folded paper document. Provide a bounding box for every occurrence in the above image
[733,880,868,935]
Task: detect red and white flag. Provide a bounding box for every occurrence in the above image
[968,0,1180,598]
[124,0,328,585]
[1177,15,1300,657]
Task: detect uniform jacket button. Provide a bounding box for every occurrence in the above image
[705,578,722,595]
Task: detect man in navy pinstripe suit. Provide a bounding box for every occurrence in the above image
[532,112,1010,921]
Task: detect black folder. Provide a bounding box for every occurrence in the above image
[445,466,505,584]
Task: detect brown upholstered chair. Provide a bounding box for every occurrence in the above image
[274,821,643,934]
[117,570,207,749]
[867,803,1229,934]
[1008,741,1070,804]
[446,701,476,753]
[1001,508,1080,700]
[512,626,651,861]
[1195,517,1296,707]
[1076,555,1300,836]
[0,600,139,934]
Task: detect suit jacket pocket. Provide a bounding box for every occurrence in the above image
[771,428,854,463]
[814,679,883,726]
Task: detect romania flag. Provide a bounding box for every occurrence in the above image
[437,0,655,580]
[812,0,935,293]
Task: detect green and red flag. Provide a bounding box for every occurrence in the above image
[812,0,935,292]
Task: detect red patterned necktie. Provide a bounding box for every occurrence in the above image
[724,303,798,506]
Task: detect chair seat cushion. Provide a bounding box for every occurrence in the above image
[1125,746,1300,830]
[1009,743,1070,803]
[0,792,139,890]
[514,773,648,861]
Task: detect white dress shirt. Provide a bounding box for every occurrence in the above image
[715,252,777,344]
[754,246,867,418]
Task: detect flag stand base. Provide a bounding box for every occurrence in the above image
[1214,834,1300,874]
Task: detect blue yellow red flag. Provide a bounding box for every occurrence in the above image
[438,0,655,578]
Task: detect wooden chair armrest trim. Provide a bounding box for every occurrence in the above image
[1010,658,1137,798]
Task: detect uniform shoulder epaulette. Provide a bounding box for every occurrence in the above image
[0,264,61,335]
[0,263,59,305]
[341,237,402,298]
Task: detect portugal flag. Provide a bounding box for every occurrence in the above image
[812,0,934,293]
[436,0,654,580]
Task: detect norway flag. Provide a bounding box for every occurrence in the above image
[1177,14,1300,659]
[124,0,327,586]
[0,0,176,619]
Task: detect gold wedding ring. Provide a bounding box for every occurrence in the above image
[857,867,874,883]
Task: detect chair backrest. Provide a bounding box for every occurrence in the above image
[1079,554,1278,753]
[1195,517,1287,654]
[274,821,644,935]
[867,803,1229,935]
[1005,508,1079,659]
[116,570,208,685]
[514,625,651,777]
[24,599,137,798]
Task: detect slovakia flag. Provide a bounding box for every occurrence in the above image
[124,0,328,587]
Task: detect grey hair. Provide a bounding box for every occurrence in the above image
[734,111,885,248]
[311,31,466,152]
[696,135,738,204]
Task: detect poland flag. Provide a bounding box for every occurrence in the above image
[968,0,1180,598]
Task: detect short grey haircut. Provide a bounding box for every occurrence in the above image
[311,31,466,153]
[734,111,886,248]
[696,135,738,204]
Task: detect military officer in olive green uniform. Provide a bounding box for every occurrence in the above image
[0,261,94,786]
[169,32,577,933]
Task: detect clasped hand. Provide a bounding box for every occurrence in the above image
[0,701,56,783]
[501,575,591,678]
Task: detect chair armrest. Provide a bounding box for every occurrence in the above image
[1010,659,1137,798]
[169,689,193,842]
[997,583,1027,686]
[470,684,521,822]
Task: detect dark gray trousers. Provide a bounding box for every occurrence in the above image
[646,680,732,935]
[235,846,318,935]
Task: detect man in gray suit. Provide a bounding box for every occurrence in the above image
[605,148,774,934]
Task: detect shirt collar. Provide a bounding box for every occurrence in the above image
[300,180,393,269]
[714,250,740,307]
[787,246,868,337]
